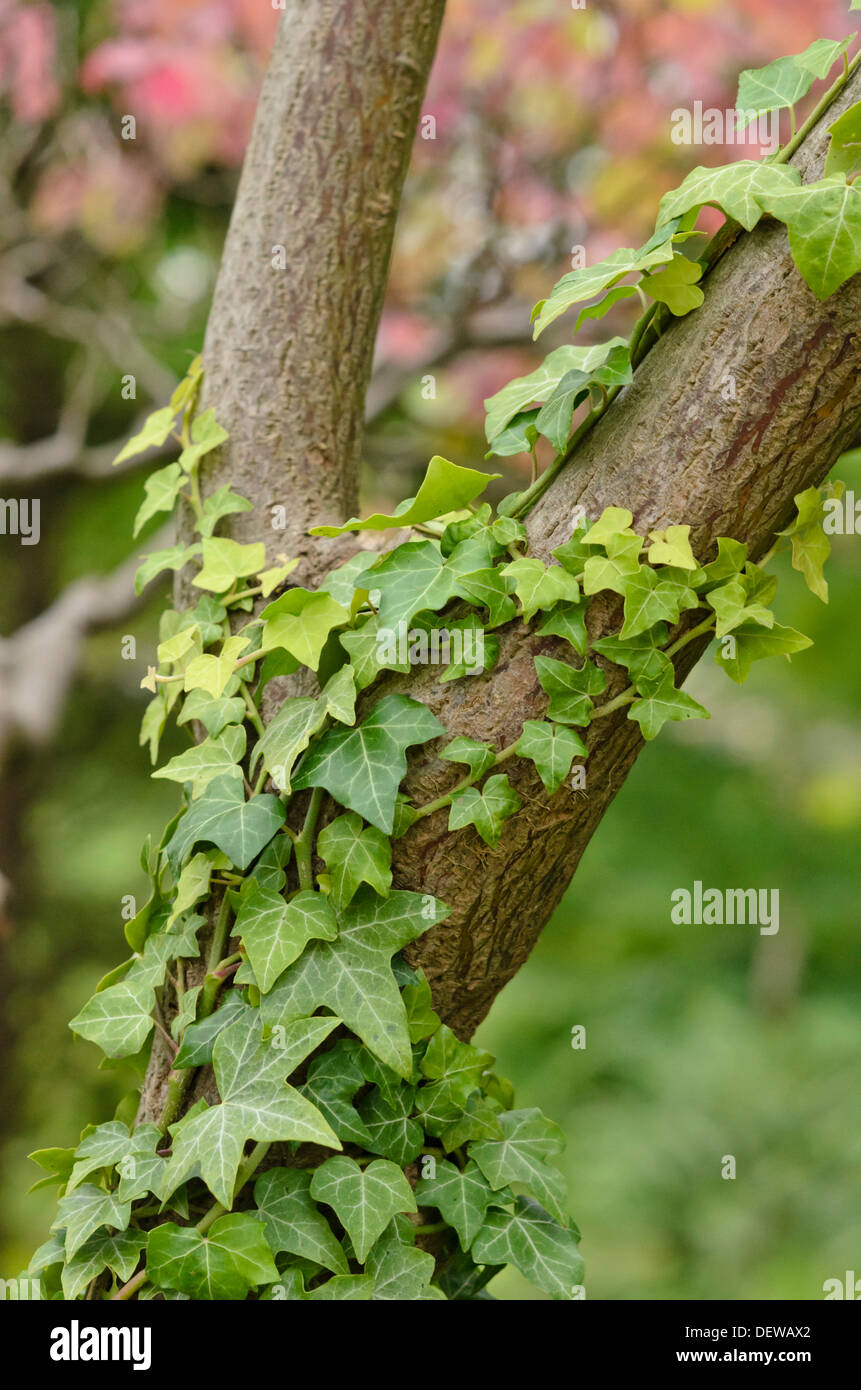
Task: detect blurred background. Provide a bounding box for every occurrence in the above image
[1,0,859,1299]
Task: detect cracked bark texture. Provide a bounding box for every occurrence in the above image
[190,0,446,577]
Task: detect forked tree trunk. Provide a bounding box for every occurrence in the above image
[142,7,861,1126]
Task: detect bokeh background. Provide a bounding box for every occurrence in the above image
[1,0,859,1299]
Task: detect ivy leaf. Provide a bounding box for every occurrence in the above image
[415,1159,498,1251]
[177,408,229,472]
[311,456,498,536]
[656,161,801,232]
[67,1122,134,1192]
[472,1197,584,1300]
[165,774,285,871]
[191,538,266,594]
[448,774,521,848]
[146,1214,278,1300]
[500,559,580,622]
[440,736,497,780]
[534,655,606,726]
[628,671,710,740]
[254,1168,349,1276]
[183,634,249,699]
[235,886,337,994]
[701,536,748,587]
[453,567,518,628]
[714,620,812,684]
[757,175,861,299]
[356,541,458,630]
[293,694,444,835]
[484,341,626,441]
[581,505,636,548]
[706,578,774,637]
[134,463,185,537]
[251,698,326,794]
[61,1228,146,1301]
[178,690,245,739]
[825,101,861,181]
[485,408,539,459]
[164,1011,341,1206]
[777,484,832,601]
[366,1221,436,1300]
[171,985,202,1041]
[68,977,154,1059]
[536,602,588,655]
[174,992,248,1069]
[310,1157,417,1263]
[515,720,587,793]
[532,233,675,337]
[195,483,254,539]
[593,623,672,693]
[135,543,201,596]
[52,1183,132,1260]
[153,726,246,799]
[470,1108,568,1224]
[318,812,392,909]
[300,1040,373,1148]
[402,970,441,1043]
[646,524,697,569]
[357,1085,424,1165]
[534,369,590,450]
[736,40,853,126]
[113,406,175,467]
[260,589,350,671]
[262,889,449,1077]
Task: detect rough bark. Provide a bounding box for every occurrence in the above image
[390,69,861,1036]
[194,0,447,573]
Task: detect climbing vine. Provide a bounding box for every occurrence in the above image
[24,29,857,1301]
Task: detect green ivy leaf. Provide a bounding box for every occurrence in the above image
[592,623,672,693]
[173,993,248,1069]
[532,233,675,337]
[254,1168,349,1275]
[484,341,626,442]
[453,567,518,628]
[182,634,249,698]
[500,558,580,622]
[416,1159,498,1251]
[757,175,861,299]
[318,812,392,909]
[440,736,497,779]
[135,543,201,596]
[311,456,499,536]
[356,541,458,631]
[515,720,587,793]
[736,39,853,126]
[235,886,337,994]
[300,1041,373,1148]
[262,889,449,1077]
[536,601,588,655]
[825,100,861,181]
[163,1011,341,1207]
[310,1156,417,1263]
[357,1085,424,1165]
[113,406,176,467]
[657,161,801,232]
[646,524,697,569]
[448,774,521,847]
[365,1220,436,1300]
[192,538,266,593]
[133,463,185,537]
[534,655,606,726]
[485,408,540,459]
[627,671,710,740]
[293,694,444,834]
[714,620,812,684]
[146,1213,278,1300]
[62,1228,146,1301]
[52,1183,132,1260]
[195,483,254,539]
[470,1108,568,1225]
[177,408,229,472]
[260,589,350,672]
[472,1196,584,1299]
[177,689,244,738]
[776,484,832,601]
[68,977,155,1059]
[165,774,285,871]
[706,578,774,637]
[153,726,246,799]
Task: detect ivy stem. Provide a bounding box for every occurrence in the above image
[413,743,519,820]
[240,681,265,740]
[776,48,861,166]
[294,787,324,890]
